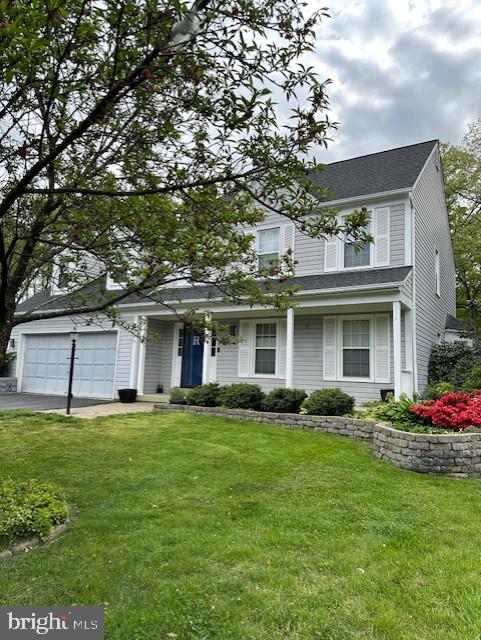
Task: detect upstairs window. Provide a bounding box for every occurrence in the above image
[342,319,370,378]
[435,248,440,297]
[258,228,280,269]
[344,220,371,268]
[255,323,277,375]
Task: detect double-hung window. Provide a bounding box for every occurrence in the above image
[255,323,277,375]
[342,319,370,378]
[258,228,280,269]
[344,218,371,268]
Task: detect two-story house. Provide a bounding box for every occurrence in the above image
[11,140,457,403]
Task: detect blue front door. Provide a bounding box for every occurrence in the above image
[181,327,204,387]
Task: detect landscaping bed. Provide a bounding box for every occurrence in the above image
[3,409,481,639]
[157,403,481,477]
[0,479,69,553]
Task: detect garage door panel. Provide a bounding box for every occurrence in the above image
[22,332,117,398]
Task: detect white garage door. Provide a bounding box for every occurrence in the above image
[22,332,117,398]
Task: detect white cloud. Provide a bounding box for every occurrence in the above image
[305,0,481,161]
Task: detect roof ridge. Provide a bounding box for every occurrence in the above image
[323,139,438,167]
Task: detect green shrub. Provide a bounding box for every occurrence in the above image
[463,365,481,392]
[187,383,223,407]
[262,388,307,413]
[0,352,15,377]
[423,381,455,400]
[0,479,68,549]
[372,394,423,430]
[169,388,187,403]
[219,383,265,410]
[428,342,476,389]
[302,388,355,416]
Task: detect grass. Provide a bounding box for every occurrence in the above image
[1,409,481,639]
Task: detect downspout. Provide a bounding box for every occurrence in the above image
[410,194,418,394]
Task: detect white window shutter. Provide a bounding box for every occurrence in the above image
[277,320,287,378]
[374,207,390,266]
[374,314,390,383]
[238,320,251,377]
[282,223,295,258]
[323,317,337,380]
[324,236,338,272]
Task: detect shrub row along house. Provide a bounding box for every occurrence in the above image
[11,140,459,403]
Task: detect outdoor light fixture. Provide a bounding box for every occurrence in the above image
[66,330,78,415]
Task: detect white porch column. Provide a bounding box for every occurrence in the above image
[129,315,140,389]
[136,316,147,394]
[404,307,414,397]
[286,307,294,388]
[393,301,402,400]
[202,312,212,384]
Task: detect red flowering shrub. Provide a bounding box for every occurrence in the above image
[410,390,481,430]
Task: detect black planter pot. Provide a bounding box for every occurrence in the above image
[380,388,395,402]
[118,388,137,403]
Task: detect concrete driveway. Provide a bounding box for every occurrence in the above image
[0,393,111,411]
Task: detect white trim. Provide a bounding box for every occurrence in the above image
[171,322,183,388]
[251,319,280,378]
[202,312,211,384]
[285,308,294,388]
[412,144,437,192]
[434,247,441,297]
[409,195,419,393]
[404,197,413,265]
[136,318,147,395]
[392,301,402,399]
[106,274,123,290]
[319,188,410,208]
[129,314,140,388]
[256,224,281,269]
[337,315,373,382]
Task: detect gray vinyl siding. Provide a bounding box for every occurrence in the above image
[251,201,405,277]
[9,313,135,395]
[215,314,395,403]
[158,322,174,392]
[292,314,394,403]
[141,320,175,392]
[143,319,164,393]
[412,145,456,391]
[389,202,405,267]
[216,321,286,391]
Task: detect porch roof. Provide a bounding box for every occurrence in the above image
[16,266,412,316]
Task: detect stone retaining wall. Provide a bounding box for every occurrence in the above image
[155,403,481,478]
[373,423,481,478]
[156,403,374,441]
[0,376,17,393]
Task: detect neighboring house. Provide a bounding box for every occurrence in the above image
[11,140,458,403]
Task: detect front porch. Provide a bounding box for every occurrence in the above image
[128,288,415,404]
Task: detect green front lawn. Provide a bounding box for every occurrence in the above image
[1,410,481,639]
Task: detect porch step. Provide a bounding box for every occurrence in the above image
[137,393,170,403]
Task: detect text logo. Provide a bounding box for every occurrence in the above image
[0,607,103,639]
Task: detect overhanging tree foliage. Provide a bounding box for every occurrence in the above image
[0,0,370,362]
[442,119,481,337]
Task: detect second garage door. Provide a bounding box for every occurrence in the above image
[22,332,117,398]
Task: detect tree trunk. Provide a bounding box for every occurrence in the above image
[0,288,17,371]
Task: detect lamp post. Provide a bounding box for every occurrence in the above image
[66,331,78,415]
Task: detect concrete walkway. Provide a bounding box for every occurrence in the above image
[46,401,155,419]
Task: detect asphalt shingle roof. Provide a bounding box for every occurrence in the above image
[310,140,438,201]
[445,314,470,332]
[16,267,412,314]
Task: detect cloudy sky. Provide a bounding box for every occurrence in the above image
[308,0,481,161]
